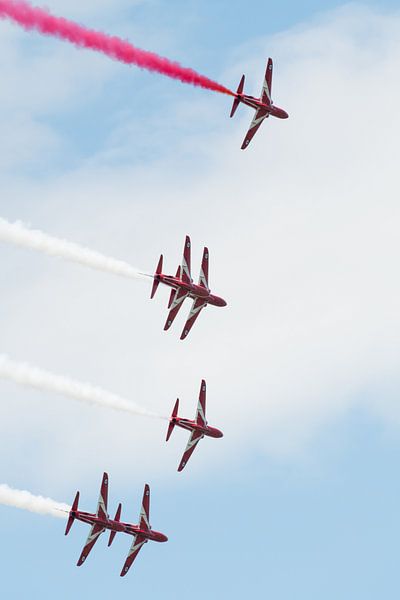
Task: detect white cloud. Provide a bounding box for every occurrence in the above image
[0,4,399,494]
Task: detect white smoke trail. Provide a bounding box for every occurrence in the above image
[0,355,165,419]
[0,217,149,281]
[0,484,69,519]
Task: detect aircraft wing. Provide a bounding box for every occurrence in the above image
[198,247,210,291]
[180,298,208,340]
[76,524,105,566]
[195,379,207,427]
[261,58,273,105]
[178,430,204,471]
[164,288,189,331]
[138,484,151,532]
[241,108,269,150]
[181,235,192,284]
[96,472,109,521]
[120,535,147,577]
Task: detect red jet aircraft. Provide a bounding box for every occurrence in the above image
[166,379,223,471]
[65,473,167,576]
[151,236,227,340]
[230,58,289,149]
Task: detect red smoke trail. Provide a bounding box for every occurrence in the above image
[0,0,234,96]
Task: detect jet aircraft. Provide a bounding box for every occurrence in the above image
[166,379,223,471]
[150,236,227,340]
[230,58,289,149]
[65,473,167,576]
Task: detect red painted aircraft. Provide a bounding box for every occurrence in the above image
[230,58,289,149]
[151,236,227,340]
[166,379,223,471]
[65,473,167,576]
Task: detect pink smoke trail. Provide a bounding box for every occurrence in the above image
[0,0,234,96]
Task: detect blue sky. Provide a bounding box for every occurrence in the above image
[0,0,400,598]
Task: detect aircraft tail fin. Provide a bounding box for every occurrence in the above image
[108,503,122,547]
[230,75,245,117]
[65,491,79,536]
[150,255,163,299]
[166,399,179,441]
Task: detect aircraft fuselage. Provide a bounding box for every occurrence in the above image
[172,417,223,439]
[238,94,289,119]
[156,273,227,308]
[71,511,168,543]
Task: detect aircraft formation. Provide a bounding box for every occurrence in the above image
[0,0,289,576]
[65,474,167,576]
[150,235,227,339]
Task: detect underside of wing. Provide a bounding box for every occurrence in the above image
[181,235,192,284]
[120,535,147,577]
[96,472,108,521]
[198,247,210,290]
[178,430,204,472]
[180,298,207,340]
[195,379,207,427]
[241,108,269,150]
[261,58,273,105]
[164,288,189,331]
[138,484,151,532]
[77,524,104,566]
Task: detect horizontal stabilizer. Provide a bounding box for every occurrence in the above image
[65,491,79,536]
[166,399,179,441]
[230,75,245,118]
[151,255,163,299]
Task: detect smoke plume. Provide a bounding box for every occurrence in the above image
[0,0,233,95]
[0,217,148,281]
[0,483,69,519]
[0,355,164,419]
